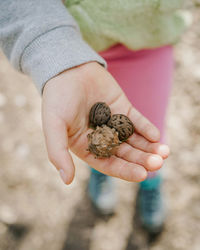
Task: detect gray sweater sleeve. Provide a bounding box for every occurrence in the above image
[0,0,106,94]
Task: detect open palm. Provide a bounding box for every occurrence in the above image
[42,62,169,184]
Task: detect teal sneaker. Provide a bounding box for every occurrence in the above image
[136,175,166,234]
[88,169,117,215]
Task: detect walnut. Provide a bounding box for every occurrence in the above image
[89,102,111,128]
[107,114,134,141]
[87,125,121,158]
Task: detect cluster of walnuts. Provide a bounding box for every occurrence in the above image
[87,102,134,158]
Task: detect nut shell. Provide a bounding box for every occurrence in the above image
[89,102,111,128]
[107,114,134,141]
[87,125,121,158]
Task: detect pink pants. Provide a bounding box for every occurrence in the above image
[99,44,174,143]
[100,45,174,178]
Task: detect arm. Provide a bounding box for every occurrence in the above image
[0,0,106,93]
[0,0,169,184]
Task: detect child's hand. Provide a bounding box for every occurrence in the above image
[42,62,169,184]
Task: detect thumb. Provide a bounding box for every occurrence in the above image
[42,113,75,185]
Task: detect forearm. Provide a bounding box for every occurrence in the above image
[0,0,106,94]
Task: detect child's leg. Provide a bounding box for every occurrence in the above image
[88,44,173,216]
[99,44,173,229]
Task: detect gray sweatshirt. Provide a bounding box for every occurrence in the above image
[0,0,106,94]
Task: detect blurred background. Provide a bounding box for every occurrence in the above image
[0,4,200,250]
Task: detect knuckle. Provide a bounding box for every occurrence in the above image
[136,151,145,163]
[150,142,159,153]
[143,123,158,139]
[117,144,130,158]
[117,163,127,179]
[143,139,151,151]
[144,153,153,166]
[143,123,152,133]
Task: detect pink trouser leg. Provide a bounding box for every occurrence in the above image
[99,45,174,178]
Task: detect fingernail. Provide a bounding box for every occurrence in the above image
[148,155,163,168]
[158,145,170,157]
[59,169,67,184]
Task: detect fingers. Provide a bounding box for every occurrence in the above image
[70,129,163,182]
[42,113,75,185]
[127,133,170,159]
[107,94,160,142]
[127,106,160,142]
[86,154,148,182]
[115,143,163,171]
[70,130,147,182]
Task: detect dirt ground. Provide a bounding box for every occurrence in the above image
[0,5,200,250]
